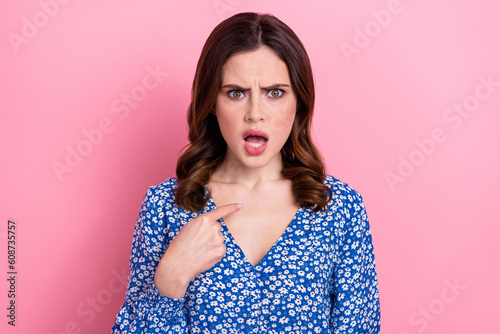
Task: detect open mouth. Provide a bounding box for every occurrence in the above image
[244,135,268,148]
[242,130,269,155]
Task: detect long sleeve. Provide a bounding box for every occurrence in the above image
[112,185,189,333]
[330,190,381,333]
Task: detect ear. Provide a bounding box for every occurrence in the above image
[211,108,216,115]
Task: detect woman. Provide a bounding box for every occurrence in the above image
[113,12,380,333]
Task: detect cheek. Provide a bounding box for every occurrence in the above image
[269,106,296,136]
[215,109,239,140]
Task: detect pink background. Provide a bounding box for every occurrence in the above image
[1,0,499,333]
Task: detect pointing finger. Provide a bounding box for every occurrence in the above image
[203,203,244,221]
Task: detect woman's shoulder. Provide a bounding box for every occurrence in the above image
[147,176,178,191]
[323,173,365,206]
[142,177,179,204]
[321,174,370,233]
[142,177,201,220]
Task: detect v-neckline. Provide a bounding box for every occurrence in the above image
[206,195,302,269]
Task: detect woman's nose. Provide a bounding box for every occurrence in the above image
[245,96,264,122]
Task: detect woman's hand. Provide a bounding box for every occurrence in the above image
[153,203,243,298]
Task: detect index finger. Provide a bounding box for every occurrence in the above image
[203,203,244,221]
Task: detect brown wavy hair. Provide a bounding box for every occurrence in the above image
[175,12,332,213]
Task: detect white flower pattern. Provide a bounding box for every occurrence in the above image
[112,174,380,333]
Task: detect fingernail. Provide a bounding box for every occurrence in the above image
[236,203,244,209]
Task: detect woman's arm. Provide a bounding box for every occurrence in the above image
[330,190,381,333]
[112,186,188,333]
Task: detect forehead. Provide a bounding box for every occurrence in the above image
[221,47,291,85]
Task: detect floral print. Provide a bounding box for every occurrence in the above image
[112,174,380,333]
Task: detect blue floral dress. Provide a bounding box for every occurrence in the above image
[112,174,380,333]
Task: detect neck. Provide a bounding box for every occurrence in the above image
[212,151,284,190]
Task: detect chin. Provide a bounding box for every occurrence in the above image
[243,152,278,168]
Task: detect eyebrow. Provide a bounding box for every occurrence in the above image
[220,83,291,91]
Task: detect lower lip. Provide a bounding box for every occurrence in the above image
[244,139,268,156]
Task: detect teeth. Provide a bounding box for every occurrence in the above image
[247,141,265,148]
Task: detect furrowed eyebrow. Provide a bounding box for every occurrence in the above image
[220,83,291,90]
[261,84,290,90]
[220,84,249,91]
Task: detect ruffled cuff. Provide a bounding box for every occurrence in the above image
[135,282,186,324]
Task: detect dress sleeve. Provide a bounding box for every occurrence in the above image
[112,186,189,333]
[330,191,381,333]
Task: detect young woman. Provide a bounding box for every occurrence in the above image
[113,12,380,334]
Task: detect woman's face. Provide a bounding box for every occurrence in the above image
[214,46,297,171]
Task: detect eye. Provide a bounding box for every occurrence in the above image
[268,89,284,98]
[228,90,244,99]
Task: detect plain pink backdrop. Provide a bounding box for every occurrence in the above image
[1,0,499,333]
